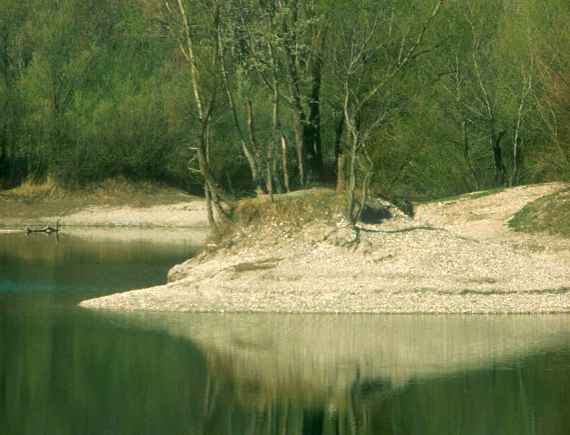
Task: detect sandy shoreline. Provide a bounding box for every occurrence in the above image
[80,183,570,314]
[1,197,208,245]
[58,202,208,228]
[0,199,208,229]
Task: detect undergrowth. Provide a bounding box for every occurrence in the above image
[0,176,189,206]
[210,189,344,246]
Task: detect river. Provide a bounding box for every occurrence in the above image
[1,231,570,435]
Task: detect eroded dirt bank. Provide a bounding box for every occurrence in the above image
[80,183,570,314]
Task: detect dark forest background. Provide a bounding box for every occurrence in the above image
[1,0,569,202]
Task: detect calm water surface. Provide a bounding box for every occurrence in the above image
[1,232,570,435]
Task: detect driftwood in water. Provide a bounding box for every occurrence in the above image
[25,221,60,235]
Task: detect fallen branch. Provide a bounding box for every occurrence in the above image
[26,221,60,235]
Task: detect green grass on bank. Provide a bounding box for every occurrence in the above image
[211,188,345,245]
[509,188,570,238]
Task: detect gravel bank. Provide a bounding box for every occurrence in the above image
[80,183,570,314]
[58,201,208,227]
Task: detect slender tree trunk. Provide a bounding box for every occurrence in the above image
[491,127,507,187]
[347,136,359,224]
[304,30,325,179]
[266,142,274,201]
[245,100,265,194]
[336,153,346,193]
[462,120,479,190]
[216,15,260,186]
[281,135,290,193]
[267,38,282,201]
[281,0,306,186]
[511,138,521,187]
[204,184,215,227]
[173,0,226,229]
[510,75,532,186]
[293,112,306,187]
[334,111,345,188]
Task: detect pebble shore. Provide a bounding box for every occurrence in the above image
[80,184,570,314]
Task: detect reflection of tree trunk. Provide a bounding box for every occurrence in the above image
[302,409,325,435]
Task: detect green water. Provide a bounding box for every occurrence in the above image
[1,232,570,435]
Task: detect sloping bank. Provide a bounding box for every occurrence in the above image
[80,184,570,314]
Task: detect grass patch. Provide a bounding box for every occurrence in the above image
[509,189,570,237]
[210,188,344,246]
[234,188,343,228]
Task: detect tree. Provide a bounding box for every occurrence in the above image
[331,0,445,224]
[158,0,229,228]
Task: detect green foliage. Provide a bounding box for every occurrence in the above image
[1,0,570,199]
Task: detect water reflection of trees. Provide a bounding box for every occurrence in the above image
[200,373,391,434]
[163,314,570,435]
[8,309,569,434]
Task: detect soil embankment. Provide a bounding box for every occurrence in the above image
[80,182,570,314]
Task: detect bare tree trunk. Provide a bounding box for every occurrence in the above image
[304,28,326,179]
[280,0,307,187]
[293,113,306,187]
[281,135,290,193]
[266,143,274,201]
[490,126,507,187]
[216,15,260,186]
[334,111,345,189]
[198,117,228,225]
[170,0,227,229]
[462,120,480,190]
[510,75,532,186]
[336,153,346,193]
[204,184,215,227]
[267,38,282,201]
[511,131,521,187]
[245,100,265,194]
[346,136,359,224]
